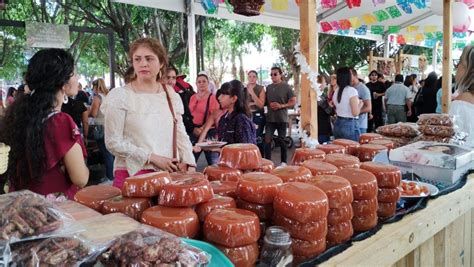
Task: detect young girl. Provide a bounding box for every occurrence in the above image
[194,80,256,153]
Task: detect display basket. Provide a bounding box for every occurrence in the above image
[229,0,265,16]
[0,143,10,175]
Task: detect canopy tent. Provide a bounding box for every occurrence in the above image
[114,0,460,137]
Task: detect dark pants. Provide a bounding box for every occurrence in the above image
[252,111,266,157]
[97,137,115,180]
[264,122,288,164]
[318,135,331,144]
[368,111,384,133]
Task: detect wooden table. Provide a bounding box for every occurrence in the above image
[322,174,474,267]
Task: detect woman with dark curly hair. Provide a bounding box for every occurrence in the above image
[0,49,89,199]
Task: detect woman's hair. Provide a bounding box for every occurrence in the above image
[123,66,134,84]
[368,70,379,78]
[219,80,251,118]
[248,70,258,77]
[0,48,75,189]
[167,66,178,75]
[404,75,414,87]
[197,73,209,81]
[317,75,327,84]
[457,45,474,94]
[92,78,109,96]
[7,87,15,97]
[423,72,438,91]
[128,37,168,81]
[336,67,352,103]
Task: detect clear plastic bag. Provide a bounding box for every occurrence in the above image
[418,125,455,137]
[10,236,92,267]
[376,123,420,138]
[0,191,78,243]
[417,113,454,126]
[98,224,210,266]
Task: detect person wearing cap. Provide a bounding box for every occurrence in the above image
[349,67,372,134]
[189,71,220,165]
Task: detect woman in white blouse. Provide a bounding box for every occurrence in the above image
[332,67,363,141]
[450,45,474,147]
[102,37,195,188]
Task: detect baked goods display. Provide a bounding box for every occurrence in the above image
[122,171,171,197]
[102,196,152,221]
[332,139,360,156]
[357,144,388,162]
[302,159,339,176]
[74,185,121,211]
[290,148,326,165]
[158,177,213,207]
[203,165,242,182]
[368,139,395,150]
[359,133,383,144]
[317,144,346,154]
[141,205,199,238]
[323,153,361,169]
[219,143,262,170]
[270,165,312,182]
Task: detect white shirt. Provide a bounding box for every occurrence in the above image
[333,86,359,118]
[101,84,195,175]
[449,100,474,147]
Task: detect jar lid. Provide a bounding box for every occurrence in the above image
[263,226,291,246]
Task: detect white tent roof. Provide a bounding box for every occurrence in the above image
[114,0,470,44]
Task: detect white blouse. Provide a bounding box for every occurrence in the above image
[102,84,195,175]
[449,100,474,147]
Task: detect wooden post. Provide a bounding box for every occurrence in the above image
[368,50,374,71]
[299,0,318,140]
[442,0,453,113]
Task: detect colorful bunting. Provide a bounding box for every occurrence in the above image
[321,22,333,32]
[397,35,406,44]
[424,32,434,39]
[372,0,386,6]
[339,19,352,30]
[346,0,362,8]
[425,39,436,47]
[455,42,467,49]
[371,25,385,35]
[320,0,338,8]
[424,25,437,32]
[337,29,351,35]
[362,13,378,24]
[415,33,425,42]
[271,0,288,11]
[405,35,415,43]
[349,17,362,28]
[398,3,413,14]
[330,21,341,31]
[374,10,390,21]
[386,6,402,18]
[354,25,368,35]
[388,25,401,34]
[435,32,443,41]
[407,26,419,33]
[201,0,218,14]
[454,32,468,38]
[413,0,426,9]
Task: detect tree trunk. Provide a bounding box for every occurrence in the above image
[238,53,245,82]
[231,51,237,79]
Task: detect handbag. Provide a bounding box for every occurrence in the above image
[89,124,104,140]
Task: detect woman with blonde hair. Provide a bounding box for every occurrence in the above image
[90,78,114,181]
[450,45,474,146]
[102,37,195,188]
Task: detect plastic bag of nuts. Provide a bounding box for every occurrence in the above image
[99,225,210,266]
[0,191,77,243]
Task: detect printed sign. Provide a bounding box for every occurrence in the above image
[26,21,70,49]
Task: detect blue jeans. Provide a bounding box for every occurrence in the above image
[252,111,265,156]
[333,117,360,142]
[97,137,115,180]
[359,128,367,134]
[192,128,219,166]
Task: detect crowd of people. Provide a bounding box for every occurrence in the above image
[0,36,472,200]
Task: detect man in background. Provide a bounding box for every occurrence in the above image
[350,68,372,134]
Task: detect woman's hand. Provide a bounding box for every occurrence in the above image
[148,153,178,172]
[193,127,203,137]
[193,146,202,153]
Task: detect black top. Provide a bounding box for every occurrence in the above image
[366,81,386,114]
[317,95,334,136]
[61,98,87,129]
[76,90,90,105]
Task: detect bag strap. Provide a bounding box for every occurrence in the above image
[163,84,178,160]
[202,94,212,125]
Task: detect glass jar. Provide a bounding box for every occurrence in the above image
[258,226,293,266]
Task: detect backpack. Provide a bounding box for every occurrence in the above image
[175,78,195,136]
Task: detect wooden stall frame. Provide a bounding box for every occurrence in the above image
[322,175,474,266]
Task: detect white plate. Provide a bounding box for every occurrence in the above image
[400,180,439,199]
[196,141,227,149]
